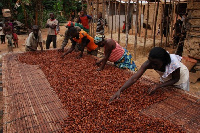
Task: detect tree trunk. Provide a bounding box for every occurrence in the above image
[151,0,156,38]
[125,0,131,49]
[170,0,175,38]
[134,0,139,60]
[144,1,149,53]
[153,0,159,47]
[139,1,142,37]
[108,1,110,34]
[118,0,121,43]
[111,0,113,39]
[115,0,117,33]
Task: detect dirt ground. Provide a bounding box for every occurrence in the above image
[0,25,199,95]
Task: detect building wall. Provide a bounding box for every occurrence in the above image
[183,1,200,59]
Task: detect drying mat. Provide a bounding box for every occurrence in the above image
[2,54,67,132]
[141,92,200,132]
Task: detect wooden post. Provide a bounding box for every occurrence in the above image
[111,0,114,39]
[131,4,134,35]
[165,0,171,48]
[170,0,175,38]
[91,1,94,37]
[160,0,166,47]
[108,0,110,34]
[125,0,131,49]
[153,0,159,47]
[118,0,121,43]
[144,0,149,53]
[115,0,117,33]
[134,0,139,60]
[139,1,142,37]
[151,0,157,38]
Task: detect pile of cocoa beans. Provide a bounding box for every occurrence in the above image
[18,50,184,132]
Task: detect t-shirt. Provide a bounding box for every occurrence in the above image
[106,41,125,62]
[61,26,82,49]
[73,30,98,51]
[0,27,4,35]
[25,31,42,51]
[77,15,92,29]
[96,18,104,35]
[47,19,58,35]
[156,54,189,90]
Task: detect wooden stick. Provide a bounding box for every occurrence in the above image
[118,0,121,43]
[144,0,149,54]
[170,0,175,38]
[111,0,114,39]
[139,1,142,37]
[151,0,157,38]
[160,0,166,47]
[134,0,139,60]
[153,0,160,47]
[165,0,171,48]
[125,0,131,49]
[91,1,94,37]
[115,0,117,33]
[108,0,110,34]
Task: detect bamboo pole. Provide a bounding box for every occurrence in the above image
[134,0,139,60]
[151,0,157,38]
[125,0,131,49]
[165,0,171,48]
[108,0,110,34]
[115,0,117,33]
[131,4,134,34]
[102,0,106,36]
[153,0,159,47]
[144,0,149,53]
[111,0,114,39]
[170,0,175,38]
[160,1,166,47]
[139,1,142,37]
[91,1,94,37]
[118,0,121,43]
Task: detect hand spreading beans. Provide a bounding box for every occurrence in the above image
[18,50,185,132]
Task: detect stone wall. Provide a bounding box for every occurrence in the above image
[183,1,200,60]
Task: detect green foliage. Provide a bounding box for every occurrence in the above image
[0,0,86,28]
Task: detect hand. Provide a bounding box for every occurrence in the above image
[97,67,103,71]
[76,55,82,59]
[58,48,64,52]
[96,61,101,66]
[148,86,157,95]
[61,55,65,59]
[109,91,121,103]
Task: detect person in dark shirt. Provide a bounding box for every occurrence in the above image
[77,10,92,33]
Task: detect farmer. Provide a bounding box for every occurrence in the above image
[96,12,105,35]
[46,13,58,49]
[94,35,137,71]
[3,21,13,52]
[0,23,5,44]
[25,25,43,52]
[61,27,98,59]
[77,10,92,33]
[58,21,86,52]
[109,47,189,103]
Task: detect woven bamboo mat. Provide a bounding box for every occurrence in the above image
[141,92,200,132]
[2,54,67,133]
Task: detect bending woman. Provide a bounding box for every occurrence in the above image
[109,47,189,103]
[94,35,137,71]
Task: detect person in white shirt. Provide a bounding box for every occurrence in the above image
[46,13,58,49]
[25,25,43,52]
